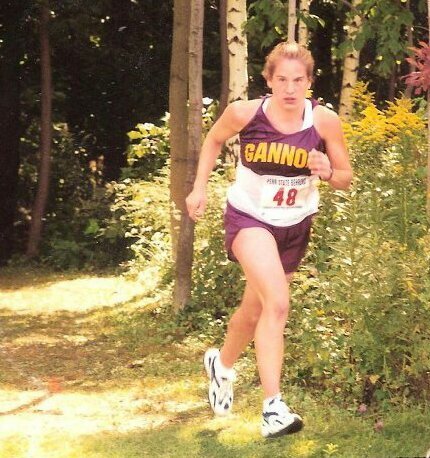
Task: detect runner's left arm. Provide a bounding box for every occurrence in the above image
[311,106,353,190]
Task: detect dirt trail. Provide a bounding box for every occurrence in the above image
[0,270,204,450]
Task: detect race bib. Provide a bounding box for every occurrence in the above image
[260,176,313,210]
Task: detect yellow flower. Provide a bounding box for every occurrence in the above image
[342,86,426,150]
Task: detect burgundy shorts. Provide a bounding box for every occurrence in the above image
[224,202,314,273]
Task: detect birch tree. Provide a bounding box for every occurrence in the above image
[226,0,248,103]
[225,0,248,163]
[288,0,297,43]
[404,0,415,98]
[298,0,310,47]
[218,0,229,117]
[27,0,53,257]
[338,0,413,118]
[172,0,204,311]
[338,0,362,120]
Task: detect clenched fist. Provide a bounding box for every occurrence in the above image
[308,148,333,181]
[185,188,207,221]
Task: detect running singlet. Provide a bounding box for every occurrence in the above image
[226,97,325,227]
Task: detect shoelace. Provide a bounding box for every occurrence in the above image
[264,400,291,419]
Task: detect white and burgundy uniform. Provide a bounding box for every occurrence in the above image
[224,96,326,273]
[227,96,325,226]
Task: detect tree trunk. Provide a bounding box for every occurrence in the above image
[298,0,309,46]
[26,0,53,258]
[225,0,248,163]
[0,1,28,263]
[288,0,297,43]
[172,0,204,312]
[404,0,415,98]
[169,0,190,261]
[218,0,229,118]
[388,64,397,102]
[226,0,248,103]
[338,0,362,120]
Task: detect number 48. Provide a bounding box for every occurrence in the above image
[273,187,297,206]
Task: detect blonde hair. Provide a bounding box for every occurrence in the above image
[262,42,314,81]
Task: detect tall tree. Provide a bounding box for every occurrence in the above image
[404,0,415,98]
[288,0,297,42]
[0,1,29,263]
[227,0,248,103]
[172,0,204,311]
[298,0,310,46]
[26,0,53,257]
[225,0,248,163]
[169,0,190,260]
[218,0,229,117]
[338,0,362,119]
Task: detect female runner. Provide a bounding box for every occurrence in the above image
[186,42,352,438]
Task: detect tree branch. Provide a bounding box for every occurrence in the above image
[340,0,354,9]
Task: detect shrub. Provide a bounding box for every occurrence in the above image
[284,87,430,403]
[112,88,430,404]
[13,122,126,269]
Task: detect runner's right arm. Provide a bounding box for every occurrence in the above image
[186,101,249,220]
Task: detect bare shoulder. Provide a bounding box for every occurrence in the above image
[313,104,343,138]
[221,98,262,132]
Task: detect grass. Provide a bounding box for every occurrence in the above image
[0,266,429,458]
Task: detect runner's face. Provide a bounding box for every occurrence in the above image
[266,58,311,109]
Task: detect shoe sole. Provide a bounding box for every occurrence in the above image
[263,417,304,439]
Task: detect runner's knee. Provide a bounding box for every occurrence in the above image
[228,307,261,332]
[262,296,289,321]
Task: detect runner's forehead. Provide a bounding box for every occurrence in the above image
[272,59,308,79]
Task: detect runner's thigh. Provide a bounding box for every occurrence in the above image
[231,227,289,303]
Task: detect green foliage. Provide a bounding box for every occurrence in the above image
[15,122,128,269]
[123,116,170,180]
[246,0,288,49]
[110,169,171,277]
[123,100,218,181]
[25,87,426,405]
[181,169,244,338]
[337,0,414,77]
[283,91,430,402]
[107,88,430,405]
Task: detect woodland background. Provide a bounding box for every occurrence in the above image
[1,0,430,424]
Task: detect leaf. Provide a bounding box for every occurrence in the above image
[369,374,380,384]
[403,41,430,92]
[354,32,367,51]
[84,218,100,235]
[127,130,143,140]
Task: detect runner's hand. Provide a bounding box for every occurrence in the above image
[308,148,333,181]
[186,188,207,221]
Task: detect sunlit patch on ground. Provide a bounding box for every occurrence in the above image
[214,413,261,445]
[0,275,148,314]
[0,387,171,436]
[0,268,180,456]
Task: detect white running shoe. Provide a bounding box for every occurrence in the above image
[261,397,304,438]
[203,348,235,416]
